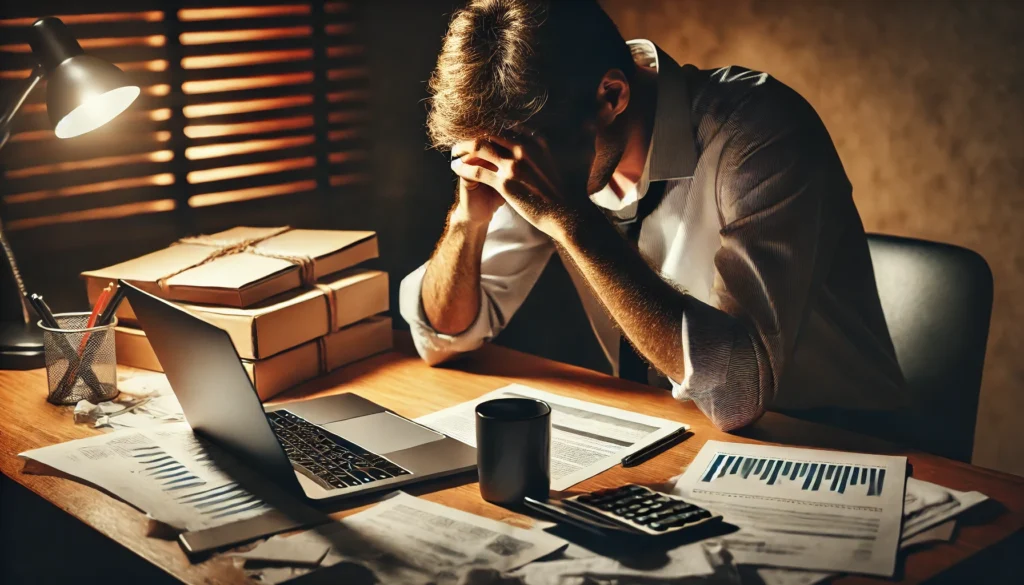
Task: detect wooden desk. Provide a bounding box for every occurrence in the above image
[0,334,1021,584]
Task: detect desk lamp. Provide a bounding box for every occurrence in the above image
[0,17,140,369]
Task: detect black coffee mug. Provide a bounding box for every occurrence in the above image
[475,397,551,505]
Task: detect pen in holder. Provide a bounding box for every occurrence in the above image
[39,312,119,405]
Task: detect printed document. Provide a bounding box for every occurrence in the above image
[672,440,907,576]
[416,384,687,490]
[240,492,567,585]
[20,422,310,532]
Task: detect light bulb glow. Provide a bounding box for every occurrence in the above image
[54,85,140,138]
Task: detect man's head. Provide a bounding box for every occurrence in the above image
[427,0,637,195]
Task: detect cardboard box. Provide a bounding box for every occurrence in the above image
[114,316,394,401]
[83,226,378,308]
[99,269,387,360]
[115,326,163,371]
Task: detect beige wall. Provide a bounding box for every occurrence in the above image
[600,0,1024,476]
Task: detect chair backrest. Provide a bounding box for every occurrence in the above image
[866,234,993,462]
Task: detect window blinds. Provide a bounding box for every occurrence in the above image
[0,0,366,232]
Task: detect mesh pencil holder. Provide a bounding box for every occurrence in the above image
[39,313,119,405]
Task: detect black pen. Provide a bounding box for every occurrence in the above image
[97,283,126,326]
[621,428,693,468]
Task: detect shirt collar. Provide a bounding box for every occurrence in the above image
[589,40,698,213]
[635,39,698,183]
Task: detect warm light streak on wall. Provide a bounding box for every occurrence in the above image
[0,12,163,27]
[145,84,171,96]
[184,116,314,138]
[188,180,317,208]
[0,70,30,79]
[80,36,166,49]
[325,24,354,35]
[327,111,367,124]
[329,173,369,187]
[327,90,369,103]
[8,130,52,142]
[7,200,177,231]
[328,128,361,142]
[327,151,365,164]
[327,68,367,81]
[183,96,313,118]
[185,136,315,160]
[119,59,169,72]
[7,174,175,204]
[180,27,311,45]
[325,2,350,14]
[182,49,313,70]
[5,151,174,179]
[182,72,313,94]
[186,157,315,184]
[178,6,310,21]
[326,46,363,59]
[148,109,172,121]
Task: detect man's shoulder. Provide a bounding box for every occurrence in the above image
[687,64,818,129]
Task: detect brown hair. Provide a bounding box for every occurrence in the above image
[426,0,634,150]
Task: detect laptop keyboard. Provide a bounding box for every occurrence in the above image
[267,410,411,491]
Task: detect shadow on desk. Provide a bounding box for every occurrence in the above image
[0,475,178,585]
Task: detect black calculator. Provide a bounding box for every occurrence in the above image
[526,484,721,536]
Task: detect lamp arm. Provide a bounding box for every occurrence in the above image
[0,66,45,151]
[0,66,45,324]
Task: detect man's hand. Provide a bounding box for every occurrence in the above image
[450,135,591,241]
[449,150,504,227]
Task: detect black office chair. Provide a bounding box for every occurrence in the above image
[866,234,993,462]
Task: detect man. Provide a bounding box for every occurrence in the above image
[399,0,907,431]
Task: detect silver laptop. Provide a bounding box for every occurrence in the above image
[121,281,476,502]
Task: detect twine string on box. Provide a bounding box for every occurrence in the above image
[155,227,318,292]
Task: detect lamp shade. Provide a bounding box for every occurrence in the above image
[29,17,139,139]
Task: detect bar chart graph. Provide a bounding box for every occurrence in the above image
[699,453,888,496]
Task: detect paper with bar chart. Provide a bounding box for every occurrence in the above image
[20,422,306,532]
[673,440,907,576]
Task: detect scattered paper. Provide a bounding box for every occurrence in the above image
[512,543,715,584]
[240,492,567,585]
[70,369,185,430]
[756,567,833,585]
[902,477,987,539]
[20,422,299,532]
[672,440,907,576]
[902,519,955,548]
[417,384,688,491]
[232,535,331,566]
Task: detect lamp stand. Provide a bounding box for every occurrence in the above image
[0,67,46,369]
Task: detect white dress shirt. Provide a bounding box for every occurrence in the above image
[400,40,907,430]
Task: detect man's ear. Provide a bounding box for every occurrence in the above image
[595,69,630,128]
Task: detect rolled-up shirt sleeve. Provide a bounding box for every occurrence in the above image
[671,91,846,431]
[399,203,555,366]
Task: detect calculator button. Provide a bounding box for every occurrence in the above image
[634,507,650,515]
[613,507,629,515]
[646,502,666,512]
[623,512,637,519]
[634,514,657,525]
[639,499,655,506]
[626,503,642,510]
[648,521,669,532]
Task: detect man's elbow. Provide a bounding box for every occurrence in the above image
[698,390,768,432]
[710,406,766,432]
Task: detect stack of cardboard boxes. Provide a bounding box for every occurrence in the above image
[82,227,392,400]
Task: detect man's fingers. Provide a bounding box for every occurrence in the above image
[484,134,561,194]
[451,158,499,187]
[453,138,508,169]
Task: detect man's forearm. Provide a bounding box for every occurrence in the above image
[421,206,489,335]
[555,208,687,381]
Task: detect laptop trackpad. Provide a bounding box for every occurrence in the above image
[321,412,445,455]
